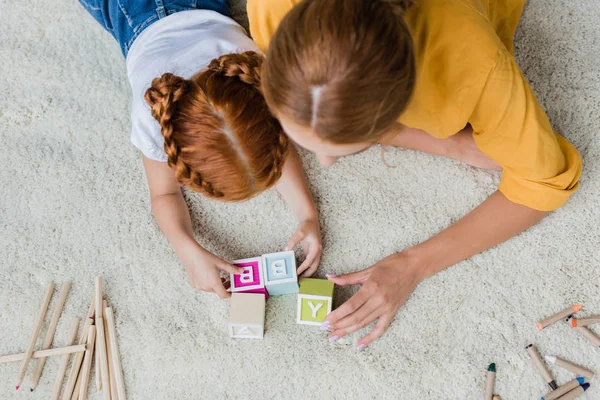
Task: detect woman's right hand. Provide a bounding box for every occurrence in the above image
[177,243,244,298]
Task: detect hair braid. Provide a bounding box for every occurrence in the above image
[208,51,263,89]
[145,73,224,198]
[266,128,290,186]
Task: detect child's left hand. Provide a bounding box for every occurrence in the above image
[286,218,322,277]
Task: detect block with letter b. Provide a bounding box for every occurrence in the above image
[228,293,265,339]
[261,251,299,296]
[297,278,334,326]
[230,257,268,298]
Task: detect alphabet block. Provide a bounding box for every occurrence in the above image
[230,257,268,298]
[297,278,334,326]
[228,293,265,339]
[261,251,299,296]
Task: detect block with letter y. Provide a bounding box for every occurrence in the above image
[297,278,334,326]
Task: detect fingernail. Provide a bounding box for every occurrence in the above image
[356,344,365,351]
[320,325,332,331]
[329,335,339,342]
[325,274,336,278]
[321,320,330,326]
[284,247,289,251]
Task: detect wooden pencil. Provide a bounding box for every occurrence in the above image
[51,317,80,400]
[95,277,103,391]
[70,368,83,400]
[95,329,102,392]
[95,277,103,319]
[15,281,55,391]
[94,277,110,398]
[96,316,111,399]
[79,326,96,400]
[105,307,126,399]
[0,344,85,364]
[87,292,95,320]
[31,282,72,391]
[104,303,118,400]
[62,317,93,400]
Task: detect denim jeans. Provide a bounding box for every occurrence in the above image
[78,0,231,56]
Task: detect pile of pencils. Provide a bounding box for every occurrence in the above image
[485,304,598,400]
[0,277,126,399]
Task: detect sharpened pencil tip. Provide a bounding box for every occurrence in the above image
[30,388,33,392]
[15,386,19,390]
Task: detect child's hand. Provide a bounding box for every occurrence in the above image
[178,244,244,298]
[286,219,323,277]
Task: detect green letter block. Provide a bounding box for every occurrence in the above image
[297,278,335,326]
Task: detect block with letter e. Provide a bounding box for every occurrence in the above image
[228,293,265,339]
[230,257,268,298]
[297,278,334,326]
[261,251,299,296]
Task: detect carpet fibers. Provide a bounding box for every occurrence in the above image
[1,0,599,399]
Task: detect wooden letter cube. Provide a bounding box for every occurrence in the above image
[297,278,334,326]
[230,257,268,298]
[228,293,265,339]
[261,251,299,296]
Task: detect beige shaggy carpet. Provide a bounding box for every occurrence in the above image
[1,0,599,399]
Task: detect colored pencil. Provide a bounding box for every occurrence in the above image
[545,355,594,379]
[96,316,111,399]
[95,278,103,392]
[570,315,600,328]
[15,281,55,391]
[79,326,96,400]
[51,318,80,400]
[62,317,93,400]
[0,344,85,364]
[541,377,584,400]
[31,282,72,391]
[105,307,126,399]
[104,303,118,400]
[537,304,582,330]
[484,363,495,400]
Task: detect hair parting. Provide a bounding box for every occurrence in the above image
[145,51,289,201]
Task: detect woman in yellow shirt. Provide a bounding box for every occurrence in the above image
[248,0,582,348]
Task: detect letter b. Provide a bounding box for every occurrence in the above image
[240,266,254,283]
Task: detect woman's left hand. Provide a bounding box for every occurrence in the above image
[286,219,323,277]
[323,252,424,349]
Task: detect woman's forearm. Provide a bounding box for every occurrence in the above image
[275,146,319,222]
[410,190,549,279]
[150,191,198,252]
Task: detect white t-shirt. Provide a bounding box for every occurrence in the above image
[126,10,259,162]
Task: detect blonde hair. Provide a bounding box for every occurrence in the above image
[145,51,289,201]
[262,0,416,144]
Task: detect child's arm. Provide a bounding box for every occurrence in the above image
[143,156,243,297]
[325,191,548,347]
[275,146,322,277]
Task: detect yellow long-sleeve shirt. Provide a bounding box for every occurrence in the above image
[247,0,582,211]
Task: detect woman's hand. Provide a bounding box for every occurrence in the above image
[177,243,244,298]
[323,252,424,349]
[286,219,323,277]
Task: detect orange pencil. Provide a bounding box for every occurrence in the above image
[537,304,582,330]
[569,315,600,328]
